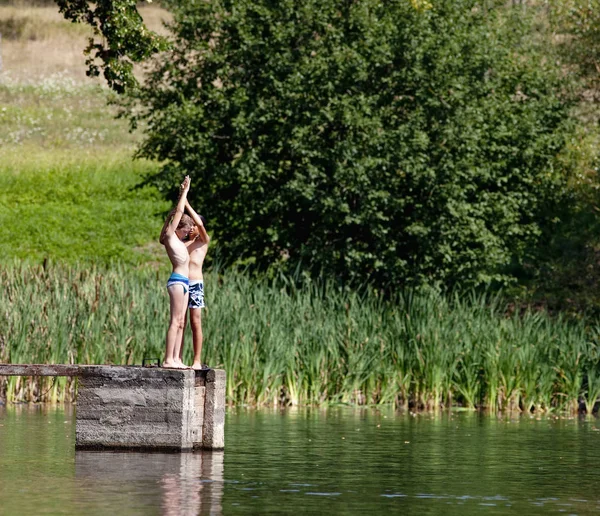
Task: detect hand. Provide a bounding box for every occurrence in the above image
[180,175,191,193]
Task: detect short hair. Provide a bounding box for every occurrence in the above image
[199,214,207,227]
[177,213,194,230]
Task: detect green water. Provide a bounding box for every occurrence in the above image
[0,405,599,515]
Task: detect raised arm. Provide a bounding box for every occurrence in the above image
[159,176,190,244]
[185,199,210,245]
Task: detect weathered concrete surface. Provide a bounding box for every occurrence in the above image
[76,367,197,451]
[0,364,226,452]
[0,364,84,376]
[192,385,206,448]
[202,369,226,450]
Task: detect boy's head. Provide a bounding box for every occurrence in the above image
[188,215,206,240]
[175,213,194,241]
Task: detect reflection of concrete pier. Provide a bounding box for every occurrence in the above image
[75,449,224,515]
[0,365,226,452]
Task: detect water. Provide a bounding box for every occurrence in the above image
[1,405,600,515]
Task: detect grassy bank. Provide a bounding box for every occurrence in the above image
[1,2,599,414]
[0,147,167,264]
[0,50,170,265]
[0,2,173,265]
[1,263,599,413]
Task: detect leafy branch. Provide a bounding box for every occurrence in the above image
[55,0,169,93]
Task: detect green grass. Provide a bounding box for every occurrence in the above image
[0,148,167,264]
[0,78,170,265]
[0,4,598,412]
[1,263,599,414]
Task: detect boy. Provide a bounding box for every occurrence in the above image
[159,175,193,369]
[182,199,211,370]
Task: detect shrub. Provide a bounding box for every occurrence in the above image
[129,1,575,287]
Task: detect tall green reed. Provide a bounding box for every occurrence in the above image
[1,262,598,413]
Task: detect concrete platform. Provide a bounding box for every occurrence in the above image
[0,364,226,452]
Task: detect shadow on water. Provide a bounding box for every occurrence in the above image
[75,450,224,516]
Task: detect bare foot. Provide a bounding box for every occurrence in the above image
[191,362,204,370]
[162,360,188,369]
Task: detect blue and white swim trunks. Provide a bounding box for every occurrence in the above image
[188,280,205,309]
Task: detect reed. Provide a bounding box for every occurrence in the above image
[1,262,598,413]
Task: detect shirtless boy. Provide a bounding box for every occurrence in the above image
[159,175,193,369]
[181,199,210,370]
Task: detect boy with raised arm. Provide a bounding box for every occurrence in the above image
[182,199,211,370]
[159,175,194,369]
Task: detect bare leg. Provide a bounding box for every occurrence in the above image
[164,285,189,369]
[178,308,188,366]
[172,289,189,367]
[190,308,204,369]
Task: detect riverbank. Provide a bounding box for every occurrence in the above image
[0,3,169,266]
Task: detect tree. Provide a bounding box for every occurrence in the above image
[55,0,167,93]
[550,0,600,82]
[57,0,577,288]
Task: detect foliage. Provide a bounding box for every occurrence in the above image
[2,262,599,413]
[514,126,600,316]
[550,0,600,81]
[124,0,577,288]
[54,0,168,92]
[500,0,600,313]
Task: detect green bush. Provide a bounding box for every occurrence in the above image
[124,0,576,288]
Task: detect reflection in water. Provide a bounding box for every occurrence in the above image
[3,407,600,515]
[75,450,224,515]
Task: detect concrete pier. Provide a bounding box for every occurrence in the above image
[0,364,226,452]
